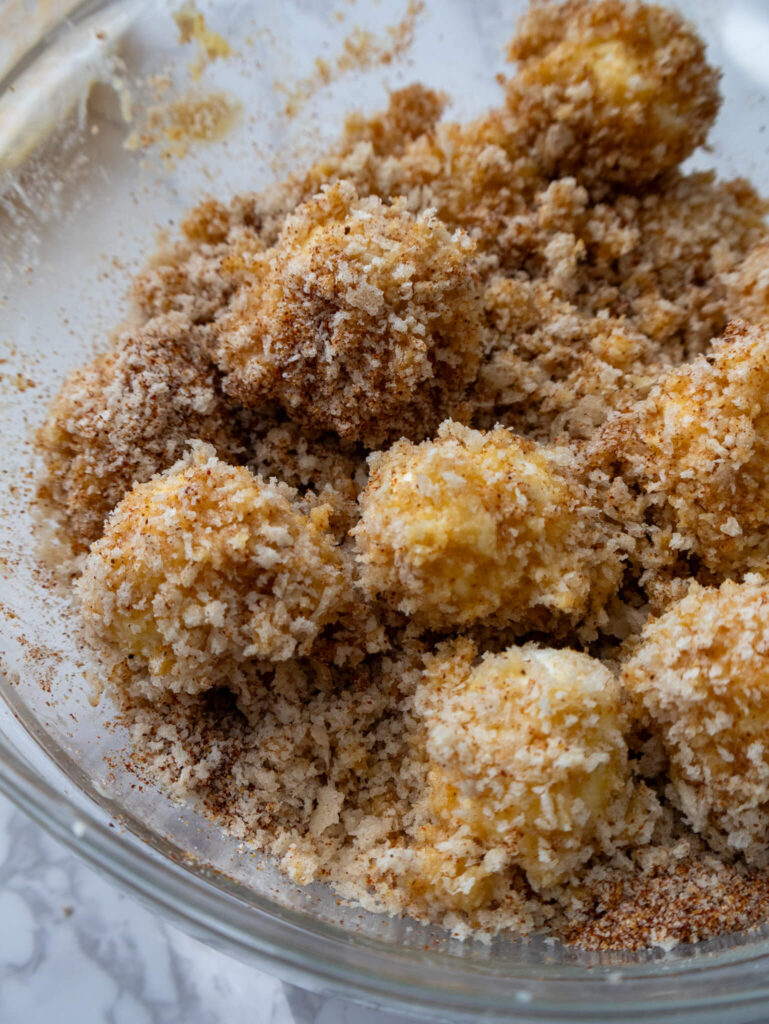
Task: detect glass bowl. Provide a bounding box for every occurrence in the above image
[2,1,769,1020]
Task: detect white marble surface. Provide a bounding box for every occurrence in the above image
[0,791,421,1024]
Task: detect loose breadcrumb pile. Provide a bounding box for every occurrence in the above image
[34,0,769,951]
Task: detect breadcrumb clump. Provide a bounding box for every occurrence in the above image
[246,418,368,539]
[623,579,769,865]
[36,314,241,552]
[354,421,622,633]
[474,276,666,441]
[470,170,768,441]
[78,444,348,698]
[341,83,447,157]
[216,180,484,447]
[505,0,721,186]
[598,321,769,577]
[418,639,659,890]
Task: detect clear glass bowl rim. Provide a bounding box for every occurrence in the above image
[7,726,769,1024]
[5,1,769,1020]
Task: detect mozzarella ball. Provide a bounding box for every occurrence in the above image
[417,639,658,889]
[354,421,622,633]
[78,443,348,697]
[216,180,484,447]
[505,0,720,185]
[623,578,769,864]
[603,321,769,576]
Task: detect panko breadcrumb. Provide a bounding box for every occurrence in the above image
[216,179,484,447]
[624,579,769,865]
[32,0,769,952]
[354,421,623,634]
[505,0,721,186]
[417,639,659,890]
[78,443,349,698]
[36,314,242,552]
[246,418,368,539]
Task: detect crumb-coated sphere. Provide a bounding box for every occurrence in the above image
[216,180,484,448]
[78,443,348,697]
[36,315,240,552]
[353,421,622,633]
[418,639,658,890]
[623,579,769,864]
[505,0,721,186]
[604,321,769,576]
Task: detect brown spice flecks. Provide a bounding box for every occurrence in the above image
[561,859,769,952]
[279,1,425,117]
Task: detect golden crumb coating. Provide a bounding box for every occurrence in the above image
[341,83,448,158]
[726,241,769,324]
[36,314,241,552]
[417,639,658,889]
[215,180,484,447]
[354,420,623,633]
[598,321,769,577]
[623,579,769,864]
[78,444,348,698]
[505,0,721,186]
[390,112,542,242]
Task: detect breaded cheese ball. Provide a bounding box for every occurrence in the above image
[216,180,484,448]
[417,639,658,890]
[78,444,348,698]
[602,321,769,576]
[353,421,623,633]
[623,579,769,864]
[505,0,721,185]
[36,313,240,552]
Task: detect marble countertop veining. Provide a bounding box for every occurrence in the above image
[0,791,423,1024]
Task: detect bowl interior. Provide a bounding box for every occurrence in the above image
[3,0,769,1018]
